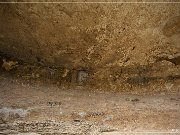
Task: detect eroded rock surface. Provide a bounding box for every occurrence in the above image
[0,1,179,90]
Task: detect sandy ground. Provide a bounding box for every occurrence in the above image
[0,73,180,135]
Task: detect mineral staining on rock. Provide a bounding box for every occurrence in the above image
[2,59,18,71]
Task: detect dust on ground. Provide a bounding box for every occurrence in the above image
[0,72,179,135]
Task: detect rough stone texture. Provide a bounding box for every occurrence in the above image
[0,1,179,90]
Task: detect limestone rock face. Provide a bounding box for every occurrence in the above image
[0,1,179,90]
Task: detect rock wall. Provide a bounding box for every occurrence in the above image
[0,1,179,91]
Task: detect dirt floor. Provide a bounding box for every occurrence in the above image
[0,1,180,135]
[0,72,179,135]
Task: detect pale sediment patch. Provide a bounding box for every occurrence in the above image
[0,107,29,118]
